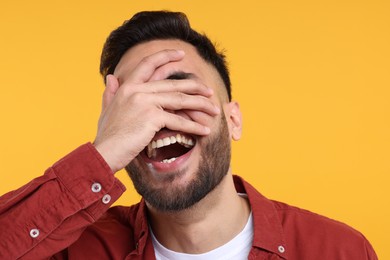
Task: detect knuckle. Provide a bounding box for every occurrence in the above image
[121,85,134,97]
[191,79,203,88]
[144,107,156,118]
[177,92,186,105]
[131,92,146,104]
[198,96,210,106]
[140,55,153,65]
[167,80,176,89]
[173,114,190,128]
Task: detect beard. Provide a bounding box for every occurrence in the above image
[125,113,231,212]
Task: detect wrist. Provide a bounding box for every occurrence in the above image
[93,141,121,173]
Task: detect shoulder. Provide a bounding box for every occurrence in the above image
[272,200,359,236]
[236,176,377,258]
[271,200,377,259]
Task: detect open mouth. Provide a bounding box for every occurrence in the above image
[144,133,196,163]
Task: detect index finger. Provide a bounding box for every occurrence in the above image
[116,49,185,85]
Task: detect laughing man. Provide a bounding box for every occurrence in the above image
[0,11,377,260]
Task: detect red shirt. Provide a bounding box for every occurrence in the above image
[0,143,378,259]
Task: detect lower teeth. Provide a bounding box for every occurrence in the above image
[162,157,177,163]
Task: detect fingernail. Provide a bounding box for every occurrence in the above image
[204,126,211,134]
[177,50,185,55]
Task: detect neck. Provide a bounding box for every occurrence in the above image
[147,173,251,254]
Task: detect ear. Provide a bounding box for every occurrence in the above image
[224,101,242,141]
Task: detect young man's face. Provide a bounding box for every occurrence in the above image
[114,39,240,211]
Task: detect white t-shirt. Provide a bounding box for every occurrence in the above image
[151,211,253,260]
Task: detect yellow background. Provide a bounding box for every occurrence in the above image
[0,0,388,258]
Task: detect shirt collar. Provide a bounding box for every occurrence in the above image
[233,175,288,259]
[131,175,289,259]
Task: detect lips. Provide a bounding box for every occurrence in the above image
[143,132,196,164]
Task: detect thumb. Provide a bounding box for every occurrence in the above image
[102,74,120,110]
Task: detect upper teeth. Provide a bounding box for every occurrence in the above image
[147,133,194,159]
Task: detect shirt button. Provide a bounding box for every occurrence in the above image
[102,194,111,204]
[91,182,102,193]
[30,228,40,238]
[278,245,285,253]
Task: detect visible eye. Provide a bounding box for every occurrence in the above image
[166,72,192,80]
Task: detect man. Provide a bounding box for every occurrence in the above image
[0,11,377,259]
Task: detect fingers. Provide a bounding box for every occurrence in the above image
[95,49,222,171]
[177,109,213,128]
[135,79,214,97]
[124,49,185,84]
[123,86,220,138]
[118,49,213,99]
[153,92,220,116]
[162,112,211,136]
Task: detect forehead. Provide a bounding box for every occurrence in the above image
[114,39,225,90]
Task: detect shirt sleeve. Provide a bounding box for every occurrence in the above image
[364,237,379,260]
[0,143,126,259]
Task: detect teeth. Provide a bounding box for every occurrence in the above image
[146,133,195,158]
[147,143,152,158]
[163,137,171,146]
[147,143,156,158]
[161,157,177,163]
[156,139,164,148]
[184,138,194,148]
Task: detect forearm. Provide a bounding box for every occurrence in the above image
[0,143,126,259]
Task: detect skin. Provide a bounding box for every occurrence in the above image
[94,39,250,254]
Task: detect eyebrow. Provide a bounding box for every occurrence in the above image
[166,72,195,80]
